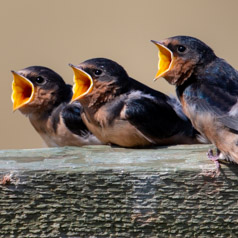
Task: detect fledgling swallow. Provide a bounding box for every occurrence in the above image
[152,35,238,165]
[11,66,102,147]
[69,58,204,148]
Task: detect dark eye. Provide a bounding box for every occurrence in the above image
[94,69,102,76]
[35,76,45,85]
[177,45,186,53]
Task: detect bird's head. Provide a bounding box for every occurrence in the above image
[69,58,129,103]
[151,36,216,85]
[11,66,71,115]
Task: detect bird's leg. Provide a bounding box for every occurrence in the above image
[207,148,221,172]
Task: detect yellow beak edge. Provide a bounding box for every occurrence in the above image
[69,64,94,101]
[11,71,35,111]
[151,40,173,81]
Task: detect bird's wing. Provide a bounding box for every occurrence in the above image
[61,102,91,137]
[184,77,238,131]
[122,92,192,142]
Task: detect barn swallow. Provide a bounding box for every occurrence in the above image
[11,66,102,147]
[69,58,204,148]
[152,35,238,165]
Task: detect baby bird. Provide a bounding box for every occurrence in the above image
[69,58,203,148]
[152,35,238,164]
[11,66,102,147]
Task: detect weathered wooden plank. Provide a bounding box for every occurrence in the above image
[0,145,238,237]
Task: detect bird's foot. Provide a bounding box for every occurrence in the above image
[206,149,221,176]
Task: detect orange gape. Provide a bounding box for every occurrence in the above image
[69,64,94,101]
[152,41,173,79]
[11,71,34,111]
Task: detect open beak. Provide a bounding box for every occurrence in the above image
[69,64,94,102]
[151,40,173,81]
[11,71,35,111]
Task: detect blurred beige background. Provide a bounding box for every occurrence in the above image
[1,0,238,149]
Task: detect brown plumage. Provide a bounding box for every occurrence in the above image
[11,66,102,147]
[69,58,205,148]
[152,35,238,164]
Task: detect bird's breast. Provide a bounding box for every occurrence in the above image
[181,95,238,161]
[30,114,101,147]
[81,112,151,147]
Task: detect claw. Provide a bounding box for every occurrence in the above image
[207,149,221,175]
